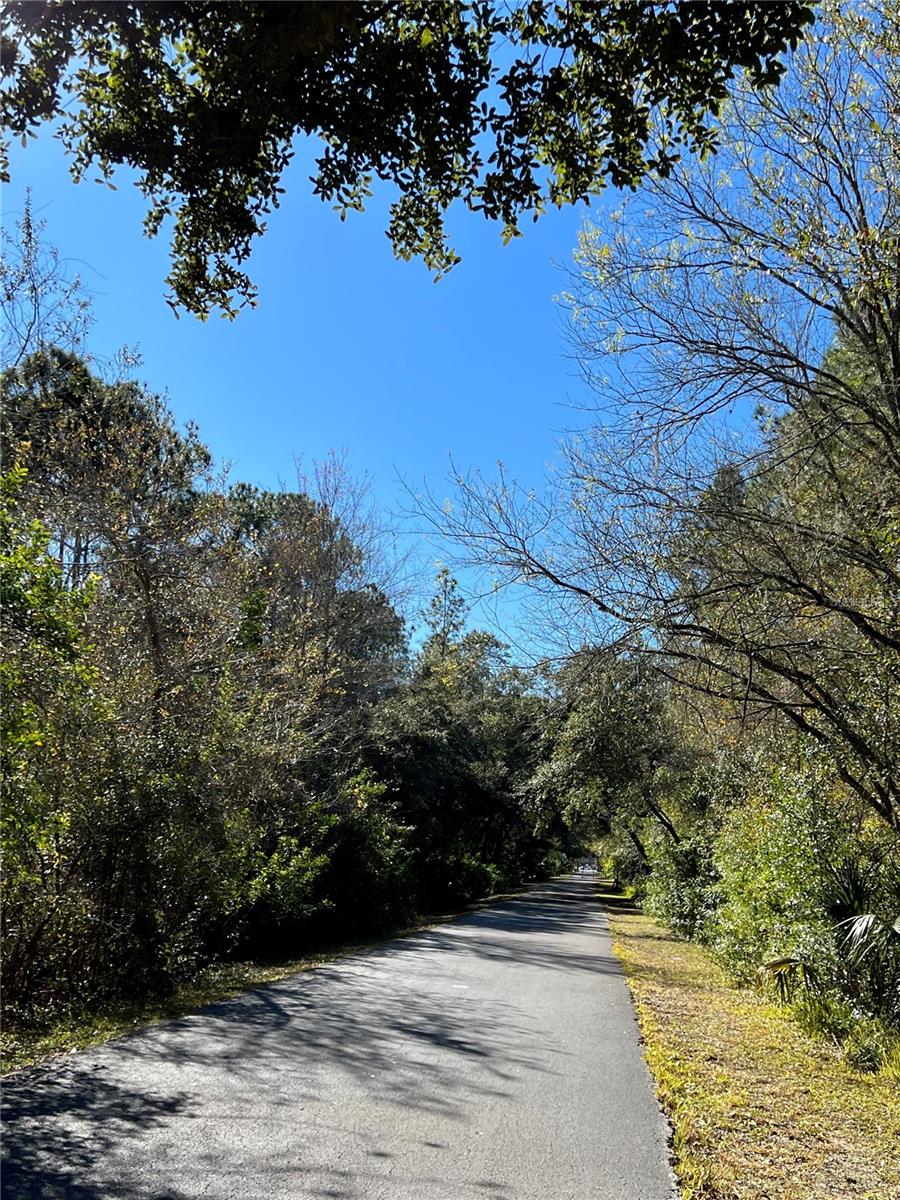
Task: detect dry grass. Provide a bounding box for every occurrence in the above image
[602,887,900,1200]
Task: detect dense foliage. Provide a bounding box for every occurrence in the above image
[1,1,812,315]
[0,352,573,1027]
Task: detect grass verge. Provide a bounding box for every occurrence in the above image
[601,885,900,1200]
[0,885,534,1076]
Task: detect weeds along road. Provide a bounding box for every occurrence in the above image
[2,876,675,1200]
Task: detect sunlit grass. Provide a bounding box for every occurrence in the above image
[601,885,900,1200]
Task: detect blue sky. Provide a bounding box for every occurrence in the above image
[5,131,604,631]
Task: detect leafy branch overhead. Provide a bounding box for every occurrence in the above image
[1,1,814,316]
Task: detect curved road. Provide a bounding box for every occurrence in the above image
[2,877,675,1200]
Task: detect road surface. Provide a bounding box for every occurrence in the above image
[2,876,675,1199]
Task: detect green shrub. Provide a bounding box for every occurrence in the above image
[643,829,719,939]
[841,1016,900,1073]
[454,853,510,900]
[790,990,855,1044]
[768,989,900,1076]
[599,835,648,893]
[540,848,571,877]
[709,767,845,984]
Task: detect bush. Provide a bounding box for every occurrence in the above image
[791,991,900,1075]
[447,853,510,903]
[825,849,900,1024]
[643,828,719,939]
[708,767,845,984]
[310,771,414,937]
[599,835,648,893]
[540,848,571,877]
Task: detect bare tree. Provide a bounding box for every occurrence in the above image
[1,193,92,370]
[430,0,900,831]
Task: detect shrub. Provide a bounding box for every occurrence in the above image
[643,828,719,939]
[791,990,900,1075]
[709,767,845,984]
[599,835,648,893]
[454,853,510,900]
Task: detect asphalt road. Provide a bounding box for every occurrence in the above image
[2,876,675,1200]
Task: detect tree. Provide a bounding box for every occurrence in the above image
[418,566,468,669]
[0,237,574,1024]
[0,350,415,1015]
[0,194,92,369]
[432,0,900,831]
[528,651,686,861]
[223,479,405,774]
[0,466,101,1010]
[367,569,556,905]
[2,347,212,587]
[1,348,226,734]
[1,1,814,316]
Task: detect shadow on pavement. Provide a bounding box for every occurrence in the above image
[1,1064,190,1199]
[1,876,617,1199]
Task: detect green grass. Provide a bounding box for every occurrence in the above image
[601,885,900,1200]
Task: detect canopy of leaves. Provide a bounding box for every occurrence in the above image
[1,1,813,315]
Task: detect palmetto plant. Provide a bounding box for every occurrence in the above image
[839,913,900,1023]
[841,913,900,957]
[758,916,900,1024]
[757,956,819,1004]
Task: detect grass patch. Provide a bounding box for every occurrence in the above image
[601,885,900,1200]
[1,885,533,1076]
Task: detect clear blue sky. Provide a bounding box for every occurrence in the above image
[5,131,604,631]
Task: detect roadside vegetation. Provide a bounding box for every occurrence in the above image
[1,950,338,1076]
[1,0,897,1157]
[0,234,575,1058]
[605,887,900,1200]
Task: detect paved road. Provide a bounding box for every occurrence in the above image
[2,876,675,1200]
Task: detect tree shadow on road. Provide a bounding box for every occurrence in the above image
[397,876,625,976]
[2,1064,190,1200]
[1,876,623,1199]
[2,981,543,1199]
[110,954,550,1108]
[98,877,612,1098]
